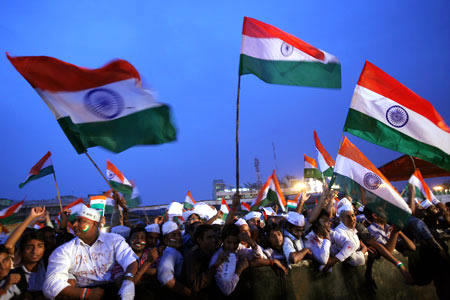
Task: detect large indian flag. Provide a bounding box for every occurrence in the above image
[19,151,54,188]
[330,137,411,226]
[304,154,323,180]
[407,169,440,205]
[344,61,450,171]
[7,54,176,154]
[106,160,133,195]
[239,17,341,88]
[251,170,286,212]
[184,191,196,210]
[314,130,335,177]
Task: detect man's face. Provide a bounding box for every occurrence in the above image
[43,231,57,250]
[164,229,182,249]
[197,229,218,254]
[0,253,11,279]
[247,218,260,227]
[130,231,147,252]
[319,215,332,233]
[223,235,240,252]
[268,230,283,248]
[22,239,45,264]
[73,217,98,239]
[341,211,356,229]
[239,224,251,238]
[289,224,305,239]
[146,232,160,248]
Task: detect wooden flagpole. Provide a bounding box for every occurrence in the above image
[235,75,241,195]
[52,172,63,212]
[84,151,113,189]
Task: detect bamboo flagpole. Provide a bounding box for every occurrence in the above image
[52,172,63,212]
[84,151,113,189]
[235,75,241,195]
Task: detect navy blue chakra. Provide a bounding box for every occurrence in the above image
[84,88,124,119]
[386,105,409,128]
[363,172,382,190]
[280,42,294,57]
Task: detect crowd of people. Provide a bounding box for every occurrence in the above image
[0,186,449,300]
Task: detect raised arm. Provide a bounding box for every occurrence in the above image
[225,194,240,225]
[5,206,46,255]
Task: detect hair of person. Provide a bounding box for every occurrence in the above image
[193,224,214,244]
[128,226,147,242]
[0,244,8,256]
[19,231,45,251]
[265,222,282,235]
[221,223,240,240]
[363,206,375,222]
[38,226,56,235]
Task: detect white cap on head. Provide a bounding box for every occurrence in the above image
[337,197,352,209]
[111,225,130,239]
[182,210,200,222]
[244,211,262,221]
[212,219,225,225]
[420,200,433,209]
[145,224,161,234]
[80,205,101,222]
[338,203,354,216]
[234,218,248,227]
[286,212,305,227]
[193,203,217,220]
[162,221,179,235]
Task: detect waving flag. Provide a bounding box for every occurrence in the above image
[220,198,230,220]
[239,17,341,88]
[19,151,54,188]
[184,190,196,210]
[330,137,411,226]
[304,154,323,180]
[344,61,450,170]
[60,198,86,223]
[0,200,25,224]
[7,54,176,154]
[241,202,251,212]
[287,192,302,210]
[314,130,335,177]
[251,170,286,212]
[407,169,440,205]
[106,160,133,195]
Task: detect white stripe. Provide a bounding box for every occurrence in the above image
[220,204,229,214]
[241,35,339,64]
[41,157,53,169]
[37,79,163,124]
[106,169,132,186]
[351,85,450,155]
[304,162,317,169]
[408,175,439,204]
[335,154,411,213]
[316,150,330,173]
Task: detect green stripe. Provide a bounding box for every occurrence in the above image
[109,181,133,195]
[184,202,194,210]
[239,54,341,88]
[19,165,54,188]
[124,194,141,208]
[323,167,334,177]
[304,168,323,180]
[330,173,411,227]
[404,185,426,201]
[58,105,177,154]
[344,109,450,171]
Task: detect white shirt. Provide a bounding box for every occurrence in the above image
[157,247,183,286]
[0,278,21,300]
[43,232,137,299]
[282,230,305,268]
[331,223,360,262]
[209,247,239,296]
[304,231,331,266]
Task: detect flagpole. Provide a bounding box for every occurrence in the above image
[235,75,241,195]
[84,152,113,189]
[52,172,63,212]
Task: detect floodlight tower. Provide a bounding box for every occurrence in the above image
[254,158,262,189]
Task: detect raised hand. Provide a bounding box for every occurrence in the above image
[29,206,46,219]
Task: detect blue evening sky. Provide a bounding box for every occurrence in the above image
[1,1,449,205]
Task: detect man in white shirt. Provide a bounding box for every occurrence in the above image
[282,212,311,268]
[43,205,138,300]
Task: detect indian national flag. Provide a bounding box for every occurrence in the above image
[61,198,86,223]
[330,137,411,226]
[19,151,54,188]
[184,191,196,210]
[241,202,251,212]
[407,169,440,205]
[124,183,141,208]
[90,195,107,217]
[314,130,335,177]
[287,192,302,210]
[106,160,133,195]
[304,154,323,180]
[0,200,25,224]
[7,54,176,154]
[220,197,230,220]
[239,17,341,88]
[344,61,450,171]
[251,170,287,212]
